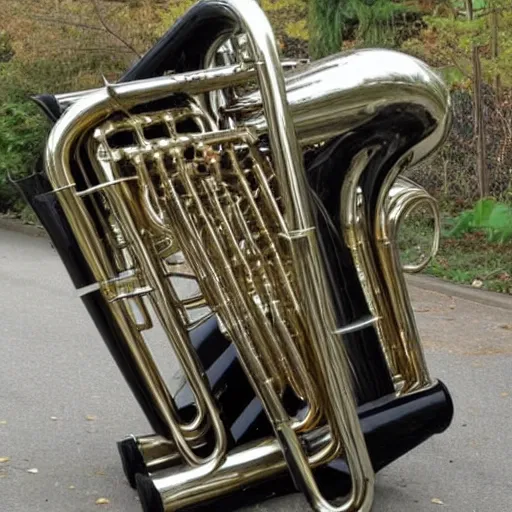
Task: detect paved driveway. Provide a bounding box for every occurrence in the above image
[1,227,511,511]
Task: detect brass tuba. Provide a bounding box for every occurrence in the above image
[14,1,454,510]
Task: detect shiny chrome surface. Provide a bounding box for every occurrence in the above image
[41,0,451,510]
[152,427,333,511]
[342,171,442,393]
[234,49,450,160]
[390,177,441,275]
[54,60,309,111]
[121,203,439,475]
[45,64,249,473]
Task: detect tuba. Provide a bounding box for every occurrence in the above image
[14,1,454,510]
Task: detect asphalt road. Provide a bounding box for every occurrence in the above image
[1,227,511,512]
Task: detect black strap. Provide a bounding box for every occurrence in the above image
[31,94,63,123]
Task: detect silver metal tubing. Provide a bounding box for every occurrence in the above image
[54,60,308,111]
[388,177,441,274]
[146,427,333,512]
[52,63,255,111]
[43,1,451,508]
[193,2,375,510]
[237,48,451,166]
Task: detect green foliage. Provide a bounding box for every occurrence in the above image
[349,0,409,48]
[308,0,345,58]
[402,1,512,87]
[308,0,409,59]
[399,206,512,294]
[449,198,512,243]
[0,100,50,212]
[0,31,14,63]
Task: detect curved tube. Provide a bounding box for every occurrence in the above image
[387,177,440,274]
[41,1,452,510]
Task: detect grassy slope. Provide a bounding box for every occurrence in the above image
[399,211,512,295]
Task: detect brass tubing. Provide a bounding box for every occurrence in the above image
[372,162,430,393]
[45,67,253,475]
[122,177,441,482]
[147,427,333,512]
[119,434,207,481]
[340,149,404,389]
[44,3,451,508]
[374,175,441,392]
[342,170,443,393]
[387,177,441,275]
[101,180,228,468]
[209,2,375,509]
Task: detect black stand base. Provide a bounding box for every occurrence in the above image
[134,380,453,512]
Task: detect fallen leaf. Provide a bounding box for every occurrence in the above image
[94,469,106,476]
[27,468,38,474]
[0,420,7,425]
[86,415,97,421]
[431,498,445,505]
[69,485,76,490]
[471,279,483,288]
[50,416,58,421]
[96,498,110,505]
[501,392,509,398]
[499,324,512,331]
[0,457,10,463]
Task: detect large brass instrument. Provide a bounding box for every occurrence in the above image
[15,1,454,510]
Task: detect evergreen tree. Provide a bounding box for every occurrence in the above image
[308,0,408,59]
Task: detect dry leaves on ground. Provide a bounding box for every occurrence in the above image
[96,498,110,505]
[431,497,445,505]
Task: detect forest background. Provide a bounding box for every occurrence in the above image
[1,0,511,293]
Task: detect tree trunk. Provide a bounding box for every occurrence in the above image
[465,0,473,20]
[490,8,502,103]
[472,46,489,198]
[466,0,489,198]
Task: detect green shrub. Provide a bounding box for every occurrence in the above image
[0,31,14,63]
[0,100,50,213]
[449,198,512,244]
[0,54,127,215]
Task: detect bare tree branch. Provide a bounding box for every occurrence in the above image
[448,52,472,80]
[92,0,141,58]
[54,46,136,54]
[28,15,105,32]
